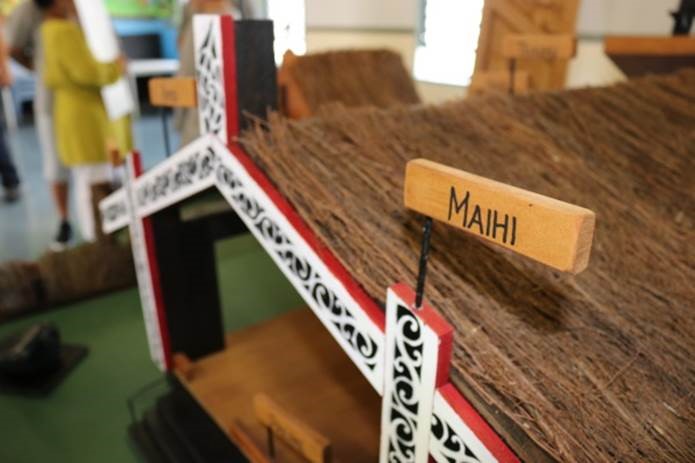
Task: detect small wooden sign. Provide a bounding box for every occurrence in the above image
[148,77,198,108]
[469,70,531,96]
[253,394,332,463]
[502,34,577,60]
[404,159,595,274]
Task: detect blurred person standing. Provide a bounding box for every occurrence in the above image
[6,0,70,246]
[0,14,21,202]
[174,0,264,146]
[38,0,125,242]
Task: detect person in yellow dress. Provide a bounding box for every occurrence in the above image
[37,0,127,242]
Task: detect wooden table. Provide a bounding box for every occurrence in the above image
[604,36,695,77]
[175,308,382,462]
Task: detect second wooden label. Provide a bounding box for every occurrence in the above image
[148,77,198,108]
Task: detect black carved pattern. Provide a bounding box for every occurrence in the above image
[196,21,226,137]
[386,304,424,462]
[136,146,220,209]
[431,413,482,463]
[215,163,380,372]
[102,199,128,226]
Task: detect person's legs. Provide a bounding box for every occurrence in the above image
[37,109,73,248]
[72,164,112,242]
[0,125,20,201]
[51,181,69,218]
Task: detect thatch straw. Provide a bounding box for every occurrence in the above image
[38,240,135,305]
[241,70,695,462]
[282,49,421,113]
[0,241,135,319]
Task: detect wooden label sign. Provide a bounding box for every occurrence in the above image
[502,34,577,60]
[148,77,198,108]
[253,394,332,463]
[404,159,595,274]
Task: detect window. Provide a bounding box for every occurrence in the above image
[266,0,307,64]
[413,0,485,86]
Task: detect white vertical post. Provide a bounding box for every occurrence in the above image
[124,153,168,371]
[380,284,453,463]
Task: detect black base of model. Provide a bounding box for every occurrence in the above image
[129,375,248,463]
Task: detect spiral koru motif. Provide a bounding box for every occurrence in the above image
[215,163,380,372]
[386,305,425,462]
[431,413,482,463]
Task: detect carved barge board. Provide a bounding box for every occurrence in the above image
[100,137,525,462]
[102,135,386,391]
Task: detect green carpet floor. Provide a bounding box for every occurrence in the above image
[0,233,303,463]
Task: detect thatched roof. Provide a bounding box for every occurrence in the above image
[242,71,695,462]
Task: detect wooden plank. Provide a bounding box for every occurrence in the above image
[176,309,382,463]
[404,159,595,274]
[502,34,577,60]
[148,78,198,108]
[604,36,695,56]
[604,36,695,77]
[254,394,332,463]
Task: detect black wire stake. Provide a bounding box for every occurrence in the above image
[161,107,172,158]
[267,427,276,459]
[508,58,517,96]
[415,216,434,309]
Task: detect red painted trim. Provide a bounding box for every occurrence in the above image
[439,383,521,463]
[133,152,172,371]
[391,283,453,387]
[221,16,239,141]
[227,142,386,332]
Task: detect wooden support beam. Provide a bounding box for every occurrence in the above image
[404,159,595,274]
[502,34,577,60]
[148,77,198,108]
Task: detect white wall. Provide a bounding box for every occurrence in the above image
[305,0,681,34]
[305,0,417,29]
[577,0,680,36]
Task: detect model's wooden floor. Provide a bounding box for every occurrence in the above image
[176,308,382,462]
